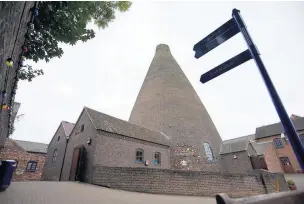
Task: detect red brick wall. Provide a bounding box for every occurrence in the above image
[92,165,268,198]
[257,135,302,173]
[264,143,284,173]
[0,140,46,181]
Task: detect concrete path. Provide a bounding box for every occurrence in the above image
[0,181,216,204]
[285,174,304,190]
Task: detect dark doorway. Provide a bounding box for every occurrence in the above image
[250,155,268,170]
[69,146,86,181]
[279,157,295,173]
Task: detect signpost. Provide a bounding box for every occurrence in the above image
[193,8,304,170]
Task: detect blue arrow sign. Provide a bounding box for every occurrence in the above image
[200,49,252,83]
[193,18,240,59]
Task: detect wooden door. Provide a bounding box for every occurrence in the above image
[69,148,80,181]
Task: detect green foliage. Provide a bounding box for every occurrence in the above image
[18,65,44,82]
[287,180,295,186]
[21,1,131,81]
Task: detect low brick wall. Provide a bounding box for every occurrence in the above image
[253,170,290,193]
[92,166,267,198]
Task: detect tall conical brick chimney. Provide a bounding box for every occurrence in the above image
[129,44,222,170]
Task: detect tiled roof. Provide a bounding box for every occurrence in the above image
[84,107,170,146]
[221,134,272,155]
[13,139,48,153]
[220,134,255,154]
[62,121,75,137]
[255,117,304,139]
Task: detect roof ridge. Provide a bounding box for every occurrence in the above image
[257,116,304,129]
[61,120,75,137]
[85,106,167,136]
[12,139,47,145]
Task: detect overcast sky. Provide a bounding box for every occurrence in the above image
[12,1,304,144]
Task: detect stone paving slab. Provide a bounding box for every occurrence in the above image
[0,181,216,204]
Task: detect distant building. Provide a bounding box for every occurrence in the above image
[42,121,74,181]
[220,116,304,174]
[59,107,170,183]
[42,44,224,182]
[0,139,47,181]
[255,116,304,173]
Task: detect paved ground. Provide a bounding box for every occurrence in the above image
[0,181,216,204]
[285,174,304,190]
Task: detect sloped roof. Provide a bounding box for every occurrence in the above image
[13,139,47,153]
[84,107,170,146]
[220,134,255,154]
[221,134,272,155]
[252,142,271,155]
[255,117,304,139]
[62,121,75,137]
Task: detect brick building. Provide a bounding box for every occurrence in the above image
[129,44,223,171]
[0,139,47,181]
[40,44,291,197]
[220,115,304,174]
[255,116,304,173]
[43,44,223,183]
[42,121,74,181]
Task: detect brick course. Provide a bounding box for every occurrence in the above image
[92,165,269,198]
[0,139,46,181]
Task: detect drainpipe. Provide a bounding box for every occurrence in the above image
[59,137,69,181]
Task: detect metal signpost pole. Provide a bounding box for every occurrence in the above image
[232,9,304,170]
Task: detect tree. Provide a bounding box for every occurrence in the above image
[22,1,132,80]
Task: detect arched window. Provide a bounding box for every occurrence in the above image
[204,142,214,161]
[52,149,58,163]
[273,138,284,149]
[57,136,60,141]
[136,149,144,163]
[154,152,161,165]
[299,134,304,145]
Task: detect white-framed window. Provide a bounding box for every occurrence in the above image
[204,142,214,161]
[299,134,304,145]
[136,149,144,163]
[26,161,37,172]
[273,138,284,149]
[154,152,161,165]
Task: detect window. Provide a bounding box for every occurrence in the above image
[279,157,291,166]
[273,138,284,149]
[52,149,58,163]
[26,161,37,172]
[57,136,60,141]
[204,142,214,161]
[136,149,144,163]
[80,124,85,132]
[300,134,304,145]
[154,152,161,165]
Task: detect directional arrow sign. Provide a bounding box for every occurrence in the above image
[200,49,252,83]
[193,18,240,59]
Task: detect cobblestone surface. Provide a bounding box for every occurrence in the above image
[0,181,215,204]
